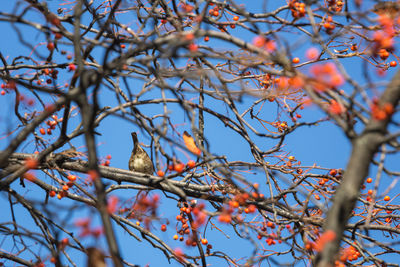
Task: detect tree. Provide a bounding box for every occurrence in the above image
[0,0,400,266]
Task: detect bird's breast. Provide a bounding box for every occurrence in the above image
[133,157,145,170]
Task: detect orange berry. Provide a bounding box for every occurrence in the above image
[67,175,77,181]
[25,158,38,169]
[229,200,239,208]
[174,163,185,173]
[157,170,165,177]
[384,196,390,201]
[329,169,337,176]
[323,22,331,29]
[201,238,208,245]
[1,90,5,95]
[68,64,76,71]
[187,160,196,169]
[366,177,372,183]
[390,61,397,67]
[39,128,46,135]
[49,190,56,197]
[253,36,265,48]
[23,172,36,182]
[161,224,167,232]
[315,194,321,200]
[47,42,55,51]
[247,204,256,213]
[306,47,319,60]
[292,57,300,64]
[120,44,126,49]
[88,169,99,181]
[47,14,61,27]
[54,32,62,39]
[233,16,239,21]
[378,49,389,60]
[62,184,69,191]
[204,36,209,42]
[188,43,198,52]
[267,221,275,228]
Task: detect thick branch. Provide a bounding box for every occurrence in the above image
[315,70,400,266]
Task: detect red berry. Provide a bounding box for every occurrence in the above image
[161,224,167,232]
[188,43,198,52]
[54,32,62,39]
[157,170,165,177]
[187,160,196,169]
[329,169,337,176]
[390,61,397,67]
[67,175,77,181]
[68,64,76,71]
[25,158,38,169]
[174,163,185,173]
[47,42,55,51]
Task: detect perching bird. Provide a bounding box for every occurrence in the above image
[129,132,154,174]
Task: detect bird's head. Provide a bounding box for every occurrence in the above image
[131,132,138,144]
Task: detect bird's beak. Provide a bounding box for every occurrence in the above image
[131,132,137,143]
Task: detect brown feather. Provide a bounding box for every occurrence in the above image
[129,132,154,174]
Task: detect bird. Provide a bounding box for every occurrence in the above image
[128,132,154,175]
